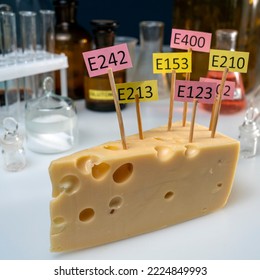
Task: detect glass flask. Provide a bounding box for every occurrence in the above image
[84,19,126,111]
[25,77,78,154]
[132,21,170,99]
[202,29,246,113]
[0,117,26,171]
[53,0,92,100]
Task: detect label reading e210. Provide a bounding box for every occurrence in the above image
[116,80,158,104]
[209,49,249,73]
[82,43,132,77]
[153,52,192,73]
[175,80,216,103]
[171,28,212,52]
[200,77,235,100]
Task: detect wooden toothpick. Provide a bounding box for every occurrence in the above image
[211,67,229,138]
[107,68,127,149]
[189,99,198,143]
[182,71,190,126]
[167,70,176,131]
[135,93,144,140]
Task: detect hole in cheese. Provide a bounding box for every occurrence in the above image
[164,191,174,200]
[113,163,133,183]
[79,208,95,222]
[76,155,100,174]
[109,196,123,209]
[104,145,120,150]
[53,216,65,225]
[154,146,174,161]
[184,145,200,158]
[58,175,80,195]
[92,162,110,179]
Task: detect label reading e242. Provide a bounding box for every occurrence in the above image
[209,49,249,73]
[175,80,216,103]
[171,28,212,52]
[82,43,132,77]
[153,52,191,73]
[116,80,158,104]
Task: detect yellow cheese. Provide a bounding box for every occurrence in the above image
[49,122,240,252]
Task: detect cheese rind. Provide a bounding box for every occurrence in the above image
[49,122,240,252]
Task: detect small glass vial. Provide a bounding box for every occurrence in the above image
[0,117,26,171]
[202,29,246,113]
[25,77,78,154]
[239,107,260,158]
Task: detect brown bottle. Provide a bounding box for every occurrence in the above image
[84,19,126,111]
[53,0,92,100]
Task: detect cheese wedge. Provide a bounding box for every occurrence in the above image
[49,122,240,252]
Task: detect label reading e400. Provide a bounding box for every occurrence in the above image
[209,49,249,73]
[82,43,132,77]
[116,80,158,104]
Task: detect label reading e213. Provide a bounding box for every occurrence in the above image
[200,77,235,100]
[209,49,249,73]
[171,28,212,52]
[82,43,132,77]
[116,80,158,104]
[153,52,192,73]
[175,80,216,103]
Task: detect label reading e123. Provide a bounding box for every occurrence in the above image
[82,43,132,77]
[171,28,212,52]
[209,49,249,73]
[116,80,158,104]
[175,80,216,103]
[153,52,192,73]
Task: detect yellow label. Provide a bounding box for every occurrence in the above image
[89,89,113,100]
[116,80,158,104]
[153,52,192,73]
[208,49,249,73]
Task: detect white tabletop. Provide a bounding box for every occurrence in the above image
[0,98,259,260]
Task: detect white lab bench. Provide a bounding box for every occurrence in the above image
[0,98,259,260]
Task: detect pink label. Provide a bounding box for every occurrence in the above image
[171,28,212,52]
[200,77,235,100]
[82,43,132,77]
[175,80,216,103]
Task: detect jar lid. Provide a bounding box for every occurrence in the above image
[90,19,118,31]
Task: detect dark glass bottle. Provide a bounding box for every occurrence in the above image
[84,19,126,111]
[202,29,246,114]
[53,0,92,100]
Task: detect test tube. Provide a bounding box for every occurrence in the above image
[19,11,37,100]
[0,11,17,65]
[19,11,37,61]
[0,11,20,122]
[39,10,55,57]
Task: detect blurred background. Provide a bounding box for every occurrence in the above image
[1,0,173,44]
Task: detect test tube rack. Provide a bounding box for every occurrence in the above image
[0,53,68,96]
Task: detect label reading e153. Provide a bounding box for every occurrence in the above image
[116,80,158,104]
[153,52,191,73]
[82,43,132,77]
[175,80,216,103]
[171,28,212,52]
[209,49,249,73]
